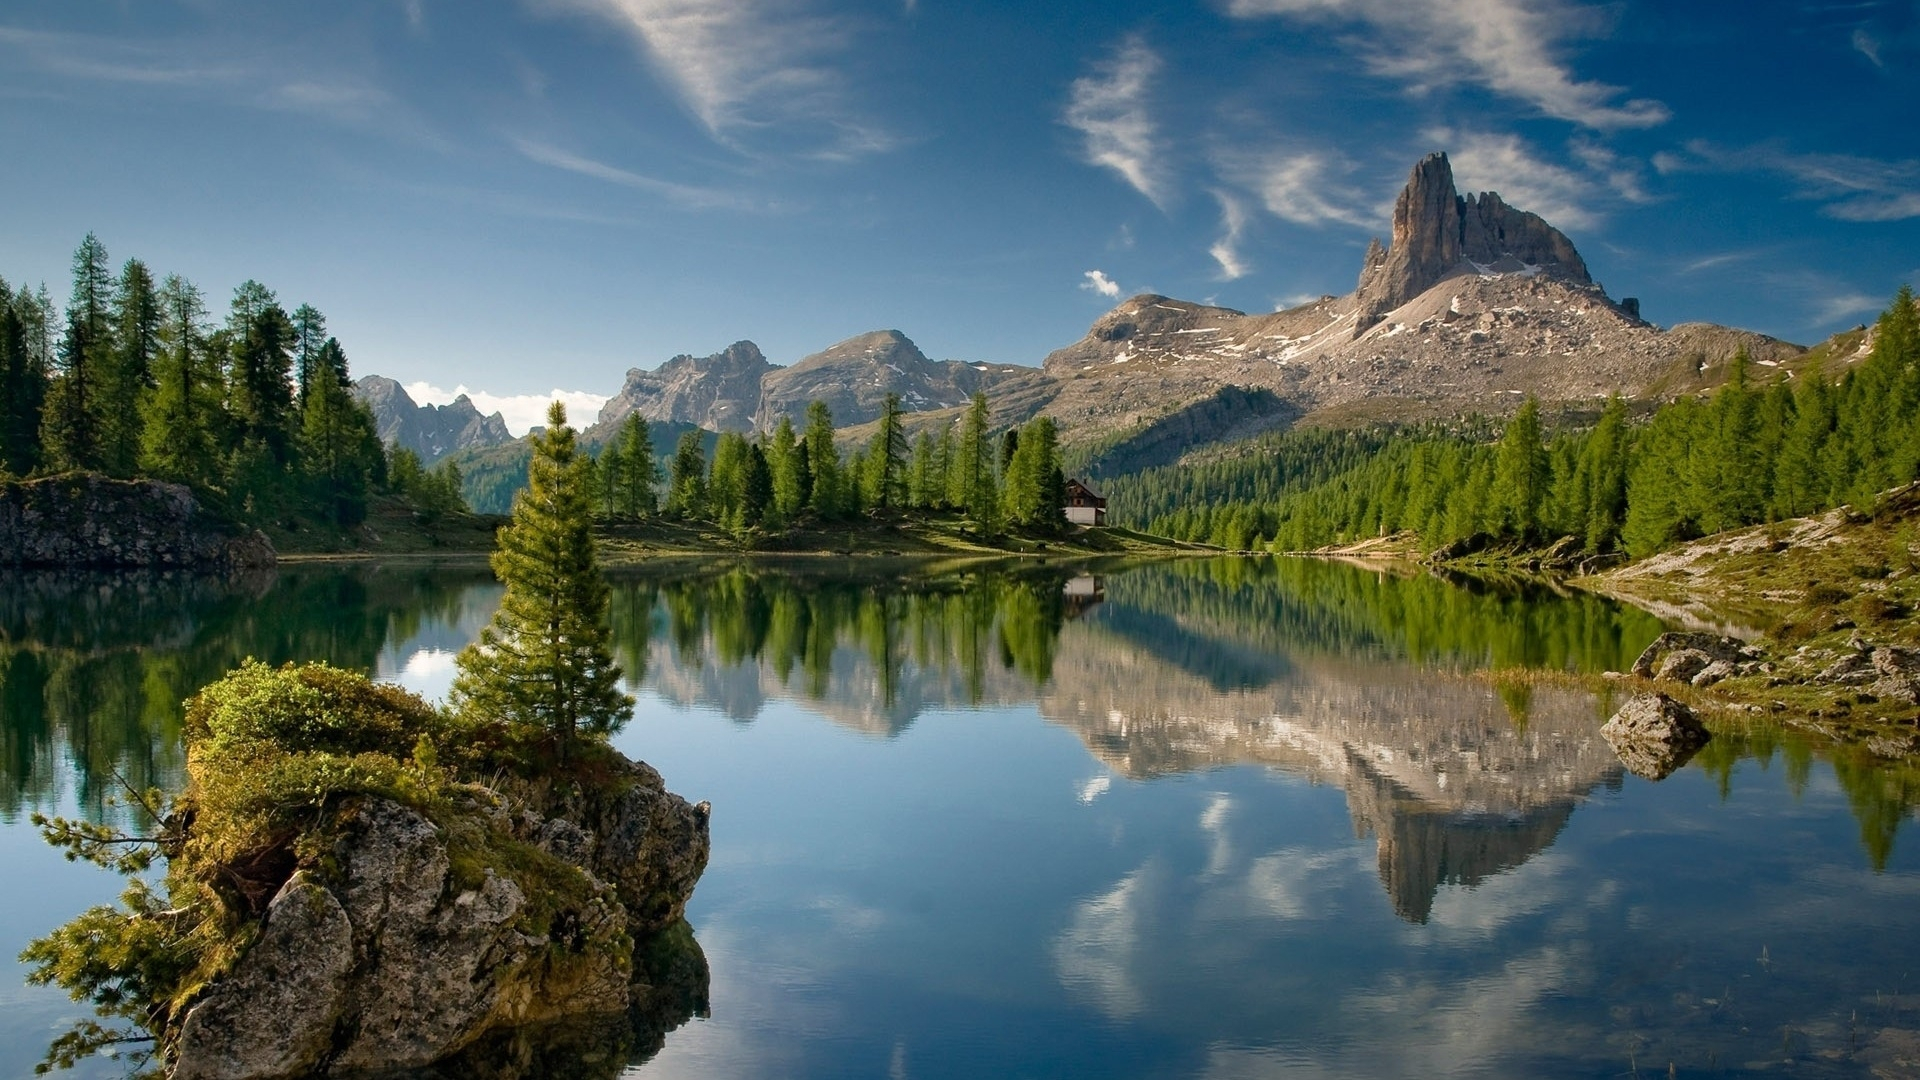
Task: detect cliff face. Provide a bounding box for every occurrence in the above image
[0,474,274,572]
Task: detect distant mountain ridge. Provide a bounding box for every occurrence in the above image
[584,329,1051,441]
[352,377,513,464]
[369,151,1863,485]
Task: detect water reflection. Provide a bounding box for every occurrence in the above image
[9,558,1920,1077]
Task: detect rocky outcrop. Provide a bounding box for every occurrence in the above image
[1601,693,1712,780]
[171,762,710,1079]
[1629,631,1764,681]
[0,474,274,572]
[353,376,513,464]
[1354,152,1592,330]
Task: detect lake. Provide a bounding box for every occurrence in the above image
[5,557,1920,1078]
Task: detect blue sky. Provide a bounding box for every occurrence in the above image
[2,0,1916,431]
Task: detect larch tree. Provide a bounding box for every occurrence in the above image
[449,401,631,761]
[803,400,843,518]
[103,259,161,476]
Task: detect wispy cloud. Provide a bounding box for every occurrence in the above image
[405,382,610,437]
[1667,141,1920,222]
[1064,36,1169,207]
[402,0,428,34]
[1439,129,1605,231]
[1214,147,1378,230]
[1208,191,1254,280]
[1082,270,1124,298]
[511,136,766,210]
[1853,27,1884,66]
[1225,0,1668,130]
[541,0,889,159]
[0,25,245,86]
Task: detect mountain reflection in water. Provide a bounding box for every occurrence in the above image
[10,558,1920,1078]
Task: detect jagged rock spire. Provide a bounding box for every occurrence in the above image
[1354,152,1592,330]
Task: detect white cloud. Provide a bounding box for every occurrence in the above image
[403,0,427,33]
[1669,141,1920,222]
[1440,129,1604,231]
[1053,865,1152,1019]
[1216,148,1378,230]
[1064,36,1169,207]
[1853,28,1883,67]
[405,382,610,436]
[511,136,763,210]
[1081,270,1123,298]
[1225,0,1668,130]
[1810,291,1883,325]
[1208,191,1254,280]
[542,0,888,158]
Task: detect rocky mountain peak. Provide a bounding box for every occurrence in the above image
[1354,152,1593,331]
[351,376,512,464]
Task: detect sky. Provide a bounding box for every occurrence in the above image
[2,0,1917,433]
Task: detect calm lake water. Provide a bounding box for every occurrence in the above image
[6,557,1920,1078]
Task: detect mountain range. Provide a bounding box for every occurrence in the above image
[360,152,1841,470]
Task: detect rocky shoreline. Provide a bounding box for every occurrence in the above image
[0,473,274,572]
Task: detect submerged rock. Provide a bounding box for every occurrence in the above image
[1601,693,1712,781]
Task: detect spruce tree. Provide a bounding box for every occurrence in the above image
[0,278,43,476]
[449,401,630,760]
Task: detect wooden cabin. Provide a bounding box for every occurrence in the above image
[1064,478,1107,526]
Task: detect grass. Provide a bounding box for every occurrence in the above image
[1582,484,1920,747]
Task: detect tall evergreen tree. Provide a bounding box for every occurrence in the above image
[449,401,630,761]
[43,234,114,471]
[291,304,328,405]
[225,280,297,466]
[102,259,160,475]
[616,413,657,518]
[1491,397,1550,539]
[803,400,843,518]
[299,338,381,524]
[865,392,908,511]
[141,275,218,485]
[953,393,997,529]
[0,278,46,476]
[769,414,807,523]
[666,429,707,518]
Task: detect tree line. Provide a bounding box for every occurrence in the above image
[0,234,465,526]
[583,392,1071,539]
[1127,287,1919,558]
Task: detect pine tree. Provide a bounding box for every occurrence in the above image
[743,442,773,528]
[666,429,707,518]
[803,400,843,518]
[298,338,380,524]
[0,278,46,476]
[140,274,219,485]
[769,414,806,522]
[954,393,998,530]
[1491,397,1550,540]
[225,280,297,467]
[449,401,630,761]
[616,413,656,518]
[102,259,160,475]
[43,234,114,471]
[291,304,328,405]
[865,393,908,511]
